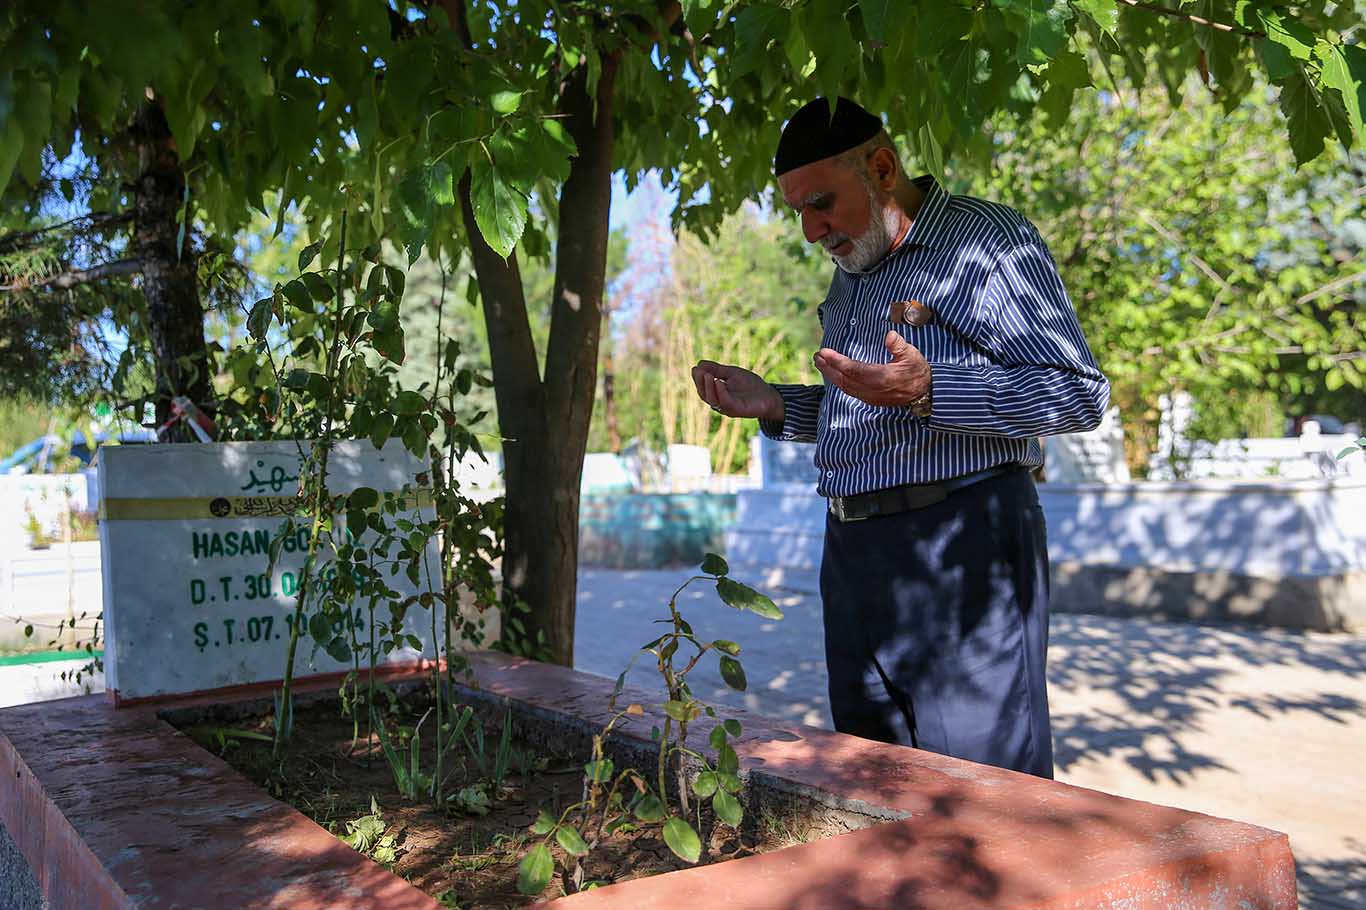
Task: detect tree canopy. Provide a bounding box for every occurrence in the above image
[2,0,1364,661]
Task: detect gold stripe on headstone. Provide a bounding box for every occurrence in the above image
[99,490,435,521]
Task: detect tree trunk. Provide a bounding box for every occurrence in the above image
[455,56,618,667]
[129,99,214,438]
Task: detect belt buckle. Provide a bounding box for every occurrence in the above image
[830,495,872,523]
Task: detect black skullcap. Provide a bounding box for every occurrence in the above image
[774,97,884,176]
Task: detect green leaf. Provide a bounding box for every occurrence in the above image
[491,90,524,114]
[1253,8,1315,62]
[692,770,718,797]
[633,793,665,822]
[281,279,312,310]
[1073,0,1117,35]
[349,487,379,509]
[298,241,323,272]
[555,825,590,856]
[369,297,400,332]
[324,635,352,663]
[369,412,395,450]
[530,810,555,835]
[247,297,273,341]
[998,0,1074,66]
[715,578,783,619]
[915,6,973,57]
[662,817,701,863]
[917,124,944,186]
[858,0,894,43]
[470,159,528,260]
[299,271,335,303]
[663,699,694,722]
[1044,50,1092,91]
[709,725,727,751]
[517,843,554,895]
[1259,35,1296,83]
[372,325,406,365]
[716,743,739,774]
[1318,41,1366,143]
[723,719,742,736]
[719,656,747,691]
[584,758,614,784]
[1279,66,1332,166]
[394,390,426,416]
[711,639,740,656]
[713,788,742,827]
[395,162,454,265]
[700,552,728,576]
[308,612,332,641]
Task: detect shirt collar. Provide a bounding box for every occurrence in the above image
[899,175,951,252]
[836,174,950,276]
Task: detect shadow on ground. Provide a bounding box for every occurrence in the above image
[1047,615,1366,782]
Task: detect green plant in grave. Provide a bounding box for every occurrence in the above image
[234,215,502,777]
[341,797,402,868]
[516,554,782,895]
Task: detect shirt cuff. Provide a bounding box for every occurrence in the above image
[759,383,822,442]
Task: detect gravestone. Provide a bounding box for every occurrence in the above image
[1044,408,1131,483]
[97,440,439,703]
[665,444,712,489]
[756,435,821,488]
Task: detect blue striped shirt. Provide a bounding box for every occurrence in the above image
[760,176,1110,498]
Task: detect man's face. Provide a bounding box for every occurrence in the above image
[779,156,899,273]
[778,157,876,263]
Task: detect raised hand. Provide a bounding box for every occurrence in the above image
[812,331,930,407]
[691,360,785,422]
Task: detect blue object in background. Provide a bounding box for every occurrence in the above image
[579,493,738,568]
[0,429,155,475]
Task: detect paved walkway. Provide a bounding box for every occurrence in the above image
[573,567,1366,910]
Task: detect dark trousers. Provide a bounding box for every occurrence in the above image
[819,468,1054,778]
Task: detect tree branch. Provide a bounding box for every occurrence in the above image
[1118,0,1265,39]
[1136,209,1235,294]
[0,211,133,255]
[0,257,143,292]
[1296,267,1366,307]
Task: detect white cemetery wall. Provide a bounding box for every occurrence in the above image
[97,440,440,702]
[723,475,1366,630]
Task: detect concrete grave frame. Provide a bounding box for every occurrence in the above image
[1,651,1297,909]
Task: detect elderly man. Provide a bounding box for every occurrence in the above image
[692,97,1109,778]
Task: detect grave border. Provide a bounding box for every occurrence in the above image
[1,650,1298,910]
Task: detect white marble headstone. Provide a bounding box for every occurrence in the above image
[1044,408,1131,484]
[97,440,439,703]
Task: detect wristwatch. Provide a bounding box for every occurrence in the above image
[908,389,932,418]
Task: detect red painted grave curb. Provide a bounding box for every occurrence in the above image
[1,651,1298,909]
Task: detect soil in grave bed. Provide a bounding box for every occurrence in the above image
[175,693,797,908]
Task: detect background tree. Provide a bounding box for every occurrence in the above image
[971,80,1365,471]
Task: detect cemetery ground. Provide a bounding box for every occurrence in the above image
[3,561,1364,907]
[574,568,1366,910]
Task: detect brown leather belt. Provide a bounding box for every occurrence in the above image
[827,465,1017,523]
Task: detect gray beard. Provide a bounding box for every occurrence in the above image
[827,182,901,273]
